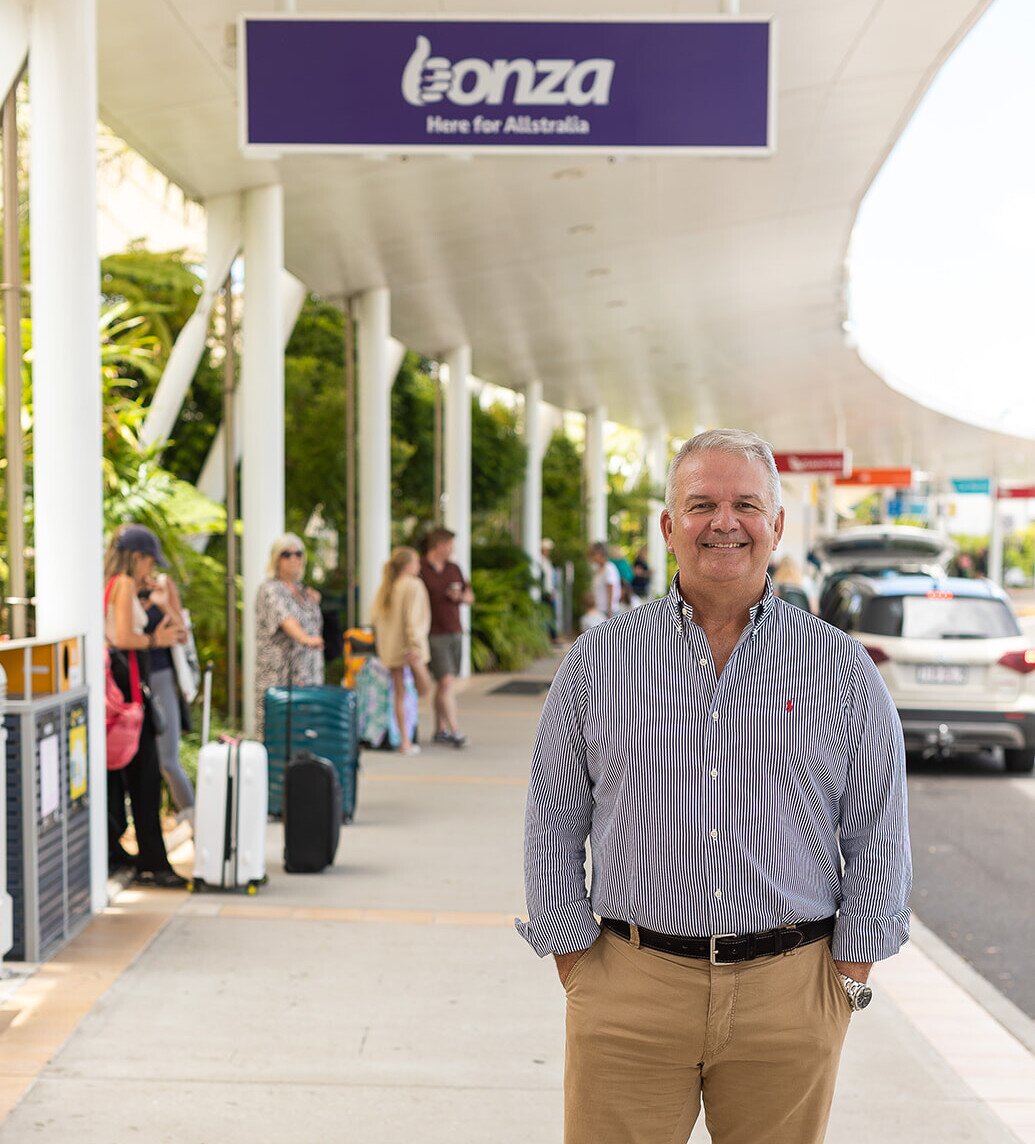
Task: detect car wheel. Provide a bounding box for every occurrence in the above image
[1003,748,1035,774]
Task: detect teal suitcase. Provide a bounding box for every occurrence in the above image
[263,686,359,821]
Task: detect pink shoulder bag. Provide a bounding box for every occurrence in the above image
[104,577,144,770]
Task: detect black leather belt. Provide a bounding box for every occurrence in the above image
[600,916,836,965]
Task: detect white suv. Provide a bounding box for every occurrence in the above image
[820,574,1035,773]
[811,525,956,615]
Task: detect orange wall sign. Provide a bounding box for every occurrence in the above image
[835,468,913,487]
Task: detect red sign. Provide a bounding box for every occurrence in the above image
[773,451,850,476]
[835,467,913,487]
[997,485,1035,499]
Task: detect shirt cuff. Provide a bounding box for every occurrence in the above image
[514,900,601,957]
[832,909,911,963]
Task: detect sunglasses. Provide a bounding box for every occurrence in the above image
[281,550,304,558]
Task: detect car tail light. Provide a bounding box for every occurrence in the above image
[997,649,1035,674]
[862,645,889,665]
[926,590,954,600]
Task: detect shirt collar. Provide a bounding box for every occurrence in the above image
[666,573,776,636]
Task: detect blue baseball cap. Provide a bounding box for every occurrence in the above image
[116,524,169,567]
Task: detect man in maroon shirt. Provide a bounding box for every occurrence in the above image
[420,528,475,747]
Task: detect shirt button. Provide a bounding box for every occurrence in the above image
[699,658,708,667]
[711,711,719,722]
[714,889,722,899]
[710,829,718,839]
[710,768,718,779]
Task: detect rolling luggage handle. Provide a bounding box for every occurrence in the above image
[189,661,267,895]
[201,660,213,745]
[283,657,320,772]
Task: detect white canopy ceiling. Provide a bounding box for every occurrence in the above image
[96,0,1035,479]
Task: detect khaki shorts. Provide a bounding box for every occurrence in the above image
[428,633,462,679]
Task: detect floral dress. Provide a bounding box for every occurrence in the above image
[254,578,323,736]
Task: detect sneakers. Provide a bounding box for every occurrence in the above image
[399,744,422,756]
[433,730,467,748]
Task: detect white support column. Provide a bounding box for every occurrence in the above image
[822,476,838,534]
[0,6,27,98]
[585,405,608,543]
[196,268,305,507]
[142,194,242,448]
[444,345,472,677]
[645,425,668,598]
[989,480,1003,587]
[356,288,392,623]
[385,337,406,389]
[240,184,285,735]
[522,381,543,598]
[28,0,106,910]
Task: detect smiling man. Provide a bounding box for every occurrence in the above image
[518,428,912,1144]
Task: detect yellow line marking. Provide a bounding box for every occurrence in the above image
[215,904,516,928]
[0,890,182,1120]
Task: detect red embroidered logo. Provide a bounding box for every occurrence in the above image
[786,700,794,713]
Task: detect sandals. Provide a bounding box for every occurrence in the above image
[134,869,188,889]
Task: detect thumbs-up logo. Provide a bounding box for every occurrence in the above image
[400,34,615,109]
[402,35,454,106]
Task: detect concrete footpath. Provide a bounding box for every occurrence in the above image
[1,652,1035,1143]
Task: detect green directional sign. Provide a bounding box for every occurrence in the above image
[951,478,991,495]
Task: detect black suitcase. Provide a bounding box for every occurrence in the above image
[283,751,341,874]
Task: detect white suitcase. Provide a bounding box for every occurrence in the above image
[191,739,269,893]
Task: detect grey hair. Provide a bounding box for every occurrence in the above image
[665,429,782,515]
[265,532,307,579]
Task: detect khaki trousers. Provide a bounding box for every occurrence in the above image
[563,928,853,1144]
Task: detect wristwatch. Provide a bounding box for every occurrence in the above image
[839,974,873,1011]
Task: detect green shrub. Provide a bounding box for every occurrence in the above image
[470,541,551,671]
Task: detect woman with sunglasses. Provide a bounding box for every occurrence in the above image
[254,533,324,737]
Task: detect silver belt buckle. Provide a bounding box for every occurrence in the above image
[709,933,737,965]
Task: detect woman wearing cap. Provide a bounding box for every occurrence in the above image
[254,533,324,737]
[104,524,188,888]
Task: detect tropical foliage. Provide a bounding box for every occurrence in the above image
[469,540,552,671]
[2,242,574,686]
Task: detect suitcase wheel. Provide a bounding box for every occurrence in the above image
[247,883,258,895]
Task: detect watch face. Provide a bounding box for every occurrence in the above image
[840,974,873,1011]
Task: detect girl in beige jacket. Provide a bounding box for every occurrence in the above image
[370,547,432,755]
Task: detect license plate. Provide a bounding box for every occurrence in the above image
[915,664,968,685]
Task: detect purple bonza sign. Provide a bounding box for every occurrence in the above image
[240,17,774,155]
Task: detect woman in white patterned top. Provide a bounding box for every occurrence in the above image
[254,533,324,737]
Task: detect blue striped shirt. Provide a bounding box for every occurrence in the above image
[517,576,911,963]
